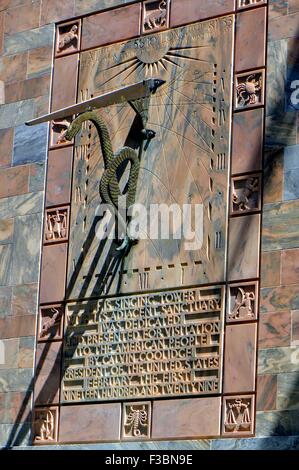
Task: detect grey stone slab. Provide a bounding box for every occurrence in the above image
[19,336,35,351]
[0,100,36,129]
[0,192,44,219]
[260,286,299,313]
[262,200,299,251]
[0,368,33,393]
[211,435,299,450]
[0,286,12,318]
[266,39,287,118]
[265,113,297,148]
[0,422,31,449]
[284,169,299,201]
[0,245,12,286]
[256,410,299,437]
[15,436,299,450]
[11,213,43,285]
[16,440,210,450]
[0,219,14,245]
[284,145,299,171]
[258,346,299,375]
[277,372,299,410]
[29,163,46,193]
[3,25,54,56]
[0,338,19,370]
[13,123,48,166]
[18,336,35,369]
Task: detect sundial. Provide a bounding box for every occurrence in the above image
[31,17,233,406]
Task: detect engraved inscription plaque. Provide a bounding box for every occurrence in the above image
[66,17,234,300]
[62,286,224,402]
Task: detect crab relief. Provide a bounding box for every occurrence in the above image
[236,73,263,107]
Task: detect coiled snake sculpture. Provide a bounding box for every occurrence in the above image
[63,110,140,252]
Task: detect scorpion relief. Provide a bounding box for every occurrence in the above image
[122,402,151,440]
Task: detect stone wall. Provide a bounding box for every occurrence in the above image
[255,0,299,440]
[0,0,298,450]
[0,0,135,449]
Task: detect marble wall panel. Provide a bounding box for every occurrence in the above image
[59,403,121,442]
[152,398,221,439]
[235,7,267,71]
[34,342,61,405]
[224,323,257,394]
[45,148,73,207]
[170,0,235,27]
[81,3,141,50]
[228,214,261,281]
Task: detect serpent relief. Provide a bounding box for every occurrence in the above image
[63,110,140,252]
[58,79,164,253]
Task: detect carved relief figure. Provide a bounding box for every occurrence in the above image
[236,73,262,107]
[52,119,71,145]
[230,287,255,320]
[34,409,55,441]
[58,24,78,53]
[144,1,168,31]
[233,177,259,212]
[224,399,252,433]
[125,405,149,438]
[40,307,61,338]
[45,209,68,241]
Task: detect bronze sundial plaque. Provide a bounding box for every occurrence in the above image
[62,17,233,403]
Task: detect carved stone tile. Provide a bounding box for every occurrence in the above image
[142,0,170,34]
[237,0,267,10]
[34,342,61,405]
[224,323,257,394]
[235,7,267,71]
[46,148,73,207]
[68,17,234,299]
[51,55,78,112]
[122,402,151,440]
[227,281,258,323]
[222,395,255,437]
[231,174,261,215]
[59,403,121,443]
[232,109,263,174]
[235,70,265,110]
[50,118,73,149]
[44,206,70,244]
[56,20,81,57]
[38,304,64,341]
[152,397,221,439]
[33,406,59,444]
